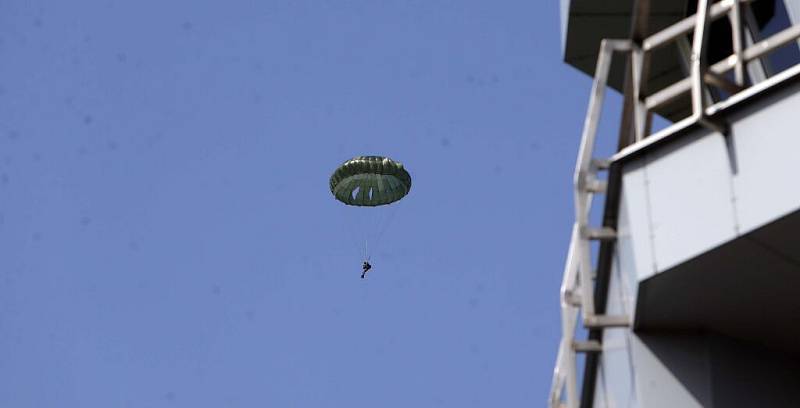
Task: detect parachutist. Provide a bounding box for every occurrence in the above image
[361,261,372,279]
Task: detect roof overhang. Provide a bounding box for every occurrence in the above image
[561,0,689,90]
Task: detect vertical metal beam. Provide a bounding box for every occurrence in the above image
[629,0,652,142]
[631,45,649,141]
[561,227,580,408]
[616,60,638,150]
[629,0,651,43]
[729,0,745,86]
[742,2,772,83]
[644,110,654,137]
[550,224,582,408]
[687,0,728,134]
[577,231,595,316]
[615,0,650,150]
[678,38,713,106]
[690,0,712,117]
[690,0,728,135]
[786,0,800,50]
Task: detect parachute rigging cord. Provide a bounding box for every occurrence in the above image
[366,202,399,260]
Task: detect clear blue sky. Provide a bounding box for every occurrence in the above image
[0,0,607,406]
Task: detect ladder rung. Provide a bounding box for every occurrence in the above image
[577,171,607,194]
[584,314,631,328]
[586,178,607,193]
[590,158,611,171]
[582,227,617,241]
[564,289,582,306]
[572,340,602,353]
[704,71,745,94]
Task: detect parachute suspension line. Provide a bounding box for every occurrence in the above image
[340,205,367,261]
[371,204,400,255]
[342,208,360,260]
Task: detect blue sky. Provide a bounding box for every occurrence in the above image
[0,0,609,406]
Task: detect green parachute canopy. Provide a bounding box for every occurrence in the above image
[330,156,411,206]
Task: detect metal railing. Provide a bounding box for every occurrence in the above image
[549,0,800,407]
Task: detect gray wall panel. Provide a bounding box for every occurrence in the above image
[594,256,639,408]
[644,129,738,272]
[618,160,656,282]
[618,81,800,278]
[785,0,800,24]
[627,333,800,408]
[631,334,711,408]
[729,84,800,233]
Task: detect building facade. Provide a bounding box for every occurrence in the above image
[551,1,800,407]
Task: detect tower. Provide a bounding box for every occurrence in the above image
[551,0,800,406]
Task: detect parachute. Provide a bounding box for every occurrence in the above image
[330,156,411,269]
[330,156,412,206]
